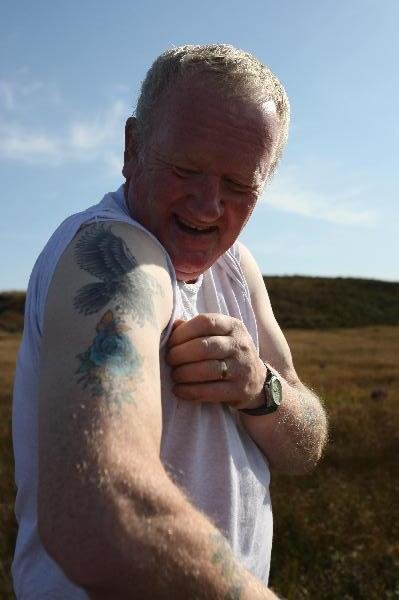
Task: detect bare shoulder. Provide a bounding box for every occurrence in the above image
[236,240,270,302]
[236,241,298,384]
[40,218,173,440]
[64,220,173,329]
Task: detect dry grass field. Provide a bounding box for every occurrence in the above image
[0,331,19,599]
[270,327,399,599]
[1,326,398,598]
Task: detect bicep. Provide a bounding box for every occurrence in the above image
[38,222,173,530]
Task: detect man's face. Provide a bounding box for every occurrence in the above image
[124,78,280,282]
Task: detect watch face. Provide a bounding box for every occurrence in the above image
[270,376,283,405]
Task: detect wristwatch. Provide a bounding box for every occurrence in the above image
[239,364,282,416]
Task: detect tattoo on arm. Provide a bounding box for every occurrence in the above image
[73,222,163,326]
[210,532,244,600]
[75,309,142,411]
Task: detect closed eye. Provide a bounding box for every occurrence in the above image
[172,165,200,178]
[223,178,252,193]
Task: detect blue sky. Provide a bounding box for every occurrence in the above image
[1,0,398,290]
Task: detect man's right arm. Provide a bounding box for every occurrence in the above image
[37,221,276,599]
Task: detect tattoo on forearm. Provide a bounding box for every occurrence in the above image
[73,222,163,326]
[75,309,142,411]
[210,532,244,600]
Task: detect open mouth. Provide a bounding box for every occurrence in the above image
[174,215,217,235]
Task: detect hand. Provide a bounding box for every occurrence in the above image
[166,313,267,410]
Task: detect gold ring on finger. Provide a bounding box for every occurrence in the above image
[219,359,228,380]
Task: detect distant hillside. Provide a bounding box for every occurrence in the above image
[1,276,399,332]
[0,292,25,333]
[264,276,399,329]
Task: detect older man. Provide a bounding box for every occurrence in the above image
[12,45,327,599]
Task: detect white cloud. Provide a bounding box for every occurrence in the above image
[262,169,377,227]
[0,98,127,173]
[68,100,126,153]
[103,153,123,176]
[0,122,62,163]
[0,78,48,111]
[0,74,128,175]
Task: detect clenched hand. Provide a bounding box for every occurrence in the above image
[166,313,266,410]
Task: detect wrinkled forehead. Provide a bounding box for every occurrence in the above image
[150,77,280,163]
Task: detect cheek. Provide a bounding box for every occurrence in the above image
[151,181,188,218]
[228,200,256,230]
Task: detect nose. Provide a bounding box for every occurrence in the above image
[188,175,224,222]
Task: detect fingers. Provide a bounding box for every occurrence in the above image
[171,318,186,331]
[172,359,231,384]
[168,313,237,347]
[167,335,232,366]
[166,313,260,410]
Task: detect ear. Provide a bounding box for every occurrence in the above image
[122,116,139,179]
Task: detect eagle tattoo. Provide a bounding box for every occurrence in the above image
[73,222,163,326]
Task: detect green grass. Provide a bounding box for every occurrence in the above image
[1,326,398,598]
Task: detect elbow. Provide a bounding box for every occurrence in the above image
[269,445,324,476]
[37,488,65,570]
[37,463,172,591]
[37,479,129,588]
[295,415,329,475]
[268,449,319,476]
[270,411,329,476]
[37,488,97,586]
[290,444,326,475]
[290,396,329,475]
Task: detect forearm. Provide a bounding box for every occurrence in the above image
[42,456,276,600]
[89,501,276,600]
[240,370,328,474]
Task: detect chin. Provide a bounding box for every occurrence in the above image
[171,254,208,281]
[175,269,203,283]
[173,261,207,282]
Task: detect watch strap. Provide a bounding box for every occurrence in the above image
[238,363,280,416]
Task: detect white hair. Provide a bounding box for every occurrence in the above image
[135,44,290,178]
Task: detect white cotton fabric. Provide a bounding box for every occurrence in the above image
[12,186,273,598]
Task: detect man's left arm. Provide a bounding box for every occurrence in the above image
[237,242,328,474]
[166,243,328,475]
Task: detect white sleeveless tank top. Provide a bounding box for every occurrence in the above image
[12,186,272,598]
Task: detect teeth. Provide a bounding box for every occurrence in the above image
[178,216,211,231]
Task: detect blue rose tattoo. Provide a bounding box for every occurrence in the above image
[89,330,136,375]
[76,310,141,409]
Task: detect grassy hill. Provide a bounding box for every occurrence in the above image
[264,276,399,328]
[0,292,25,334]
[2,276,399,332]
